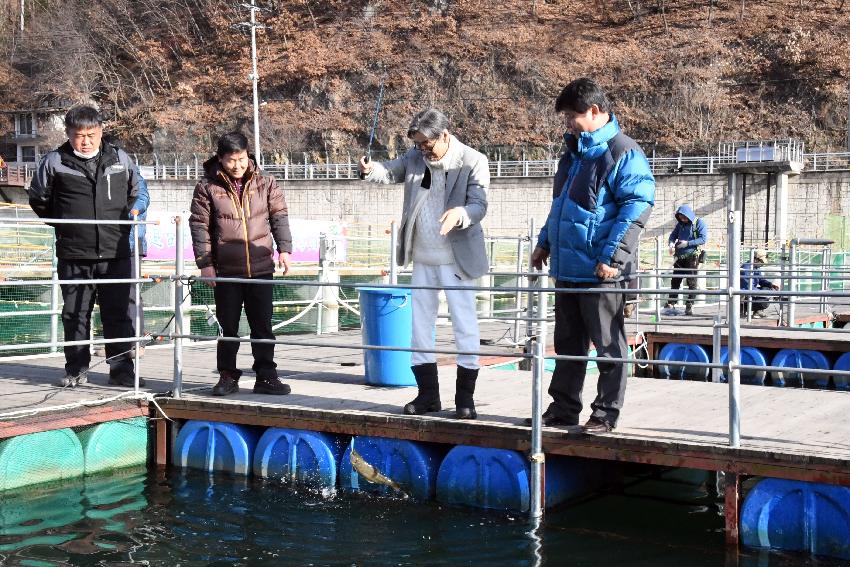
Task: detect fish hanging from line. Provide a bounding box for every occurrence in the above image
[349,446,409,499]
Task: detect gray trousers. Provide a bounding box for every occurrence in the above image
[548,280,628,426]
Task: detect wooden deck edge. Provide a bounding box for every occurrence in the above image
[0,401,149,439]
[156,398,850,486]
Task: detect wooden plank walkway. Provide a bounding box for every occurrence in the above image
[1,322,849,488]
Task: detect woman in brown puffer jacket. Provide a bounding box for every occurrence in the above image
[189,131,293,397]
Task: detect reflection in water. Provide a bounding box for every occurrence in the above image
[0,465,842,566]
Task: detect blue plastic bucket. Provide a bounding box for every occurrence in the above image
[770,349,830,388]
[658,343,710,381]
[358,287,415,386]
[435,446,600,512]
[253,428,347,489]
[832,352,850,391]
[339,436,445,500]
[172,421,259,475]
[741,478,850,560]
[720,346,768,385]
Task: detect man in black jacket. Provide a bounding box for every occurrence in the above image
[28,105,147,388]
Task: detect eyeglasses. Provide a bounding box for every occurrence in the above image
[413,137,440,152]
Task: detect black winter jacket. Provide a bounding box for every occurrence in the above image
[29,141,144,260]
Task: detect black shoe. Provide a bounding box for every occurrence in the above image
[253,376,291,395]
[685,305,694,316]
[582,417,615,433]
[212,370,241,396]
[454,366,478,420]
[403,363,441,415]
[523,410,579,427]
[108,372,146,387]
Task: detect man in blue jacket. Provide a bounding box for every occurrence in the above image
[740,254,778,317]
[664,205,707,316]
[530,78,655,433]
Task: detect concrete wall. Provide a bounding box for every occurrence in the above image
[5,170,850,249]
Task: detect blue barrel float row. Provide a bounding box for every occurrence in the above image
[172,420,601,512]
[657,343,850,389]
[0,418,149,491]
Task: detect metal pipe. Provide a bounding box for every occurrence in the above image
[711,315,722,383]
[726,172,742,447]
[788,240,797,327]
[389,220,398,285]
[513,235,525,343]
[525,219,536,339]
[49,253,59,353]
[133,212,141,394]
[173,216,185,398]
[529,337,545,520]
[654,235,663,329]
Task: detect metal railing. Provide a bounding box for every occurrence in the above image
[4,212,850,519]
[4,151,850,185]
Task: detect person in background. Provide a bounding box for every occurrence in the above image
[190,131,293,397]
[741,254,779,318]
[530,78,655,433]
[663,204,707,316]
[358,108,489,420]
[28,105,146,388]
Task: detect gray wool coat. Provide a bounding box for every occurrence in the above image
[365,137,489,279]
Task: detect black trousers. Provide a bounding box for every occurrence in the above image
[58,258,133,375]
[548,280,629,426]
[214,274,276,376]
[668,254,700,307]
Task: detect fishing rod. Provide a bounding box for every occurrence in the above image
[360,75,385,179]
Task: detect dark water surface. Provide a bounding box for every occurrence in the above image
[0,467,840,566]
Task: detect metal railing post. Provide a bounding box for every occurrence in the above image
[529,336,545,519]
[655,235,663,328]
[513,233,525,343]
[389,221,398,285]
[726,173,742,447]
[525,220,536,339]
[173,216,185,398]
[788,240,798,327]
[820,246,830,315]
[49,252,59,352]
[132,212,141,394]
[711,315,722,383]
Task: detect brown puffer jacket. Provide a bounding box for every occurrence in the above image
[190,156,292,277]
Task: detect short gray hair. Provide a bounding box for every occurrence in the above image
[407,108,449,140]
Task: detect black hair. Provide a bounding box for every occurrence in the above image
[216,132,249,157]
[64,105,103,130]
[555,78,612,114]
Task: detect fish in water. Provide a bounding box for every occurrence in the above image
[349,447,409,499]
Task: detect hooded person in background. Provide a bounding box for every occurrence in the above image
[358,108,489,420]
[664,204,707,316]
[28,105,147,388]
[189,131,293,397]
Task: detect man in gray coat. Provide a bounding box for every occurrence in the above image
[359,108,489,419]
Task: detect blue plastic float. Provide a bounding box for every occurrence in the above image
[253,428,347,489]
[658,343,710,381]
[435,446,599,512]
[339,436,445,500]
[770,349,830,388]
[741,478,850,560]
[720,346,768,385]
[172,420,259,475]
[831,352,850,391]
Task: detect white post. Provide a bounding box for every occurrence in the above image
[249,0,262,160]
[774,173,789,244]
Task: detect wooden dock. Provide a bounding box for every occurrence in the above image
[2,318,850,546]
